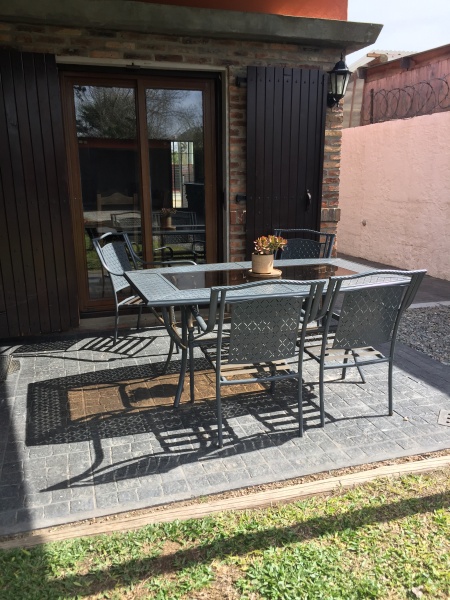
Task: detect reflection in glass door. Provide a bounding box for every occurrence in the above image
[146,89,206,263]
[73,84,141,300]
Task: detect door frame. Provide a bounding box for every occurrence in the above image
[60,68,222,313]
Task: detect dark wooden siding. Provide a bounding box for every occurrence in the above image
[0,49,78,338]
[246,66,327,257]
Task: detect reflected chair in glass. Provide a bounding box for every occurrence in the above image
[93,232,195,370]
[153,210,205,262]
[183,279,326,447]
[274,228,335,259]
[303,269,426,426]
[97,192,137,213]
[111,211,143,249]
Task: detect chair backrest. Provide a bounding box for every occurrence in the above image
[92,232,139,294]
[208,279,326,364]
[110,211,142,231]
[323,270,426,350]
[152,210,198,229]
[97,192,137,213]
[173,211,197,227]
[274,228,335,259]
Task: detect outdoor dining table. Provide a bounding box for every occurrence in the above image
[124,257,372,405]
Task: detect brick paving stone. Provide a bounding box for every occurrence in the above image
[44,501,71,519]
[206,472,229,486]
[186,475,211,491]
[117,489,140,504]
[116,478,142,491]
[95,494,120,510]
[27,446,53,459]
[25,492,53,507]
[52,489,74,502]
[16,507,44,527]
[137,485,164,501]
[0,496,24,511]
[342,446,369,460]
[70,497,96,514]
[161,480,190,496]
[246,464,276,479]
[0,509,17,531]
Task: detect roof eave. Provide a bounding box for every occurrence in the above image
[1,0,382,53]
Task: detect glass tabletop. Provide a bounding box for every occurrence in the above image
[161,263,358,291]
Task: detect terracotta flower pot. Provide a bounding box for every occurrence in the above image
[161,216,176,230]
[252,253,274,274]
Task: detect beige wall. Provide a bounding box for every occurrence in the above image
[339,112,450,280]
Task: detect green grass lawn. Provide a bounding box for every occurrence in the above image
[1,468,449,599]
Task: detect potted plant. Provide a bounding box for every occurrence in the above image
[252,234,287,274]
[160,207,177,230]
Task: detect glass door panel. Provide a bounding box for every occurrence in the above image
[73,84,141,300]
[145,89,206,263]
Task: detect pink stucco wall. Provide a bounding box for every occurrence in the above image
[339,112,450,280]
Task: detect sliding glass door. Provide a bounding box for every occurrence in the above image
[62,72,219,311]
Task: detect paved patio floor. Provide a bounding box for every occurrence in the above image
[1,319,450,537]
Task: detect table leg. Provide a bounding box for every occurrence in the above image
[174,306,188,408]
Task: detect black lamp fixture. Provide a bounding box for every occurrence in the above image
[327,54,352,108]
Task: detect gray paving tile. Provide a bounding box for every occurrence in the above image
[24,491,54,508]
[117,489,140,504]
[44,501,71,519]
[136,485,164,501]
[95,493,119,509]
[70,497,95,514]
[16,507,44,527]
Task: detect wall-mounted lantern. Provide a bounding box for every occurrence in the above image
[327,54,352,108]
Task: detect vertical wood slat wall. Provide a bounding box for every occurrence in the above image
[0,49,78,339]
[246,66,327,258]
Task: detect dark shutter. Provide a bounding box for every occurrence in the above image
[246,67,327,257]
[0,49,78,338]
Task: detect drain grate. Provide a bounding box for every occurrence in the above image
[438,410,450,427]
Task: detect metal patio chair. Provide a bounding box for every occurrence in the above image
[183,278,326,447]
[303,269,426,426]
[274,228,335,259]
[93,232,195,370]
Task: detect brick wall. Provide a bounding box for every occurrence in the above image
[0,21,343,260]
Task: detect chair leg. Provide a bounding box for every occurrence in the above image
[136,305,142,331]
[341,349,350,379]
[189,342,196,404]
[114,307,119,344]
[388,358,394,416]
[319,360,325,427]
[270,364,276,394]
[187,320,197,404]
[216,376,223,448]
[174,308,189,409]
[298,375,303,437]
[168,307,180,355]
[353,351,366,383]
